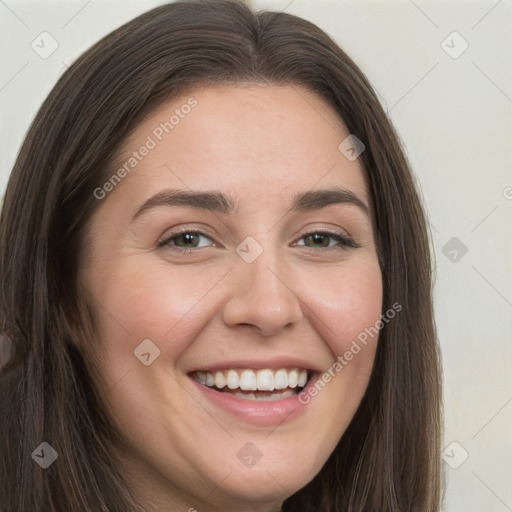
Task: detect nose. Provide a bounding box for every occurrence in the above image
[222,248,303,337]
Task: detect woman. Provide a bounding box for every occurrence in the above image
[0,1,442,510]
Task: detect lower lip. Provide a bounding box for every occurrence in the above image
[190,375,318,427]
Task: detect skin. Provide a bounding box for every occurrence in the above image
[79,84,383,512]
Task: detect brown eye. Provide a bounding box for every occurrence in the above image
[296,231,357,250]
[157,230,214,250]
[172,232,202,248]
[304,233,331,248]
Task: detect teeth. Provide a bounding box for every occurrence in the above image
[227,370,238,389]
[234,392,256,400]
[239,370,257,390]
[233,390,296,401]
[257,369,274,391]
[288,369,298,388]
[214,371,226,389]
[193,367,309,392]
[274,369,288,390]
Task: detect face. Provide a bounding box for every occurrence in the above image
[79,85,382,512]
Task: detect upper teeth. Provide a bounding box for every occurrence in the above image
[193,368,308,392]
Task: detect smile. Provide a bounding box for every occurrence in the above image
[192,367,309,401]
[188,360,320,426]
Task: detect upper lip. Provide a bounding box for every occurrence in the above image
[187,356,322,374]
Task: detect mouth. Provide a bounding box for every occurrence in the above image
[190,367,310,402]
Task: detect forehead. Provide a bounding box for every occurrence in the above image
[110,84,369,211]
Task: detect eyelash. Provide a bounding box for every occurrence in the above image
[156,228,358,253]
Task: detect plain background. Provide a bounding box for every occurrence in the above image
[1,1,511,510]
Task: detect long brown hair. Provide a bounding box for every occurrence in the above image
[0,1,442,510]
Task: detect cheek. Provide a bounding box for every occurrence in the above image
[300,259,383,359]
[295,258,383,418]
[91,259,225,349]
[292,259,382,442]
[83,258,240,402]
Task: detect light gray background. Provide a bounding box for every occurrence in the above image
[1,1,511,510]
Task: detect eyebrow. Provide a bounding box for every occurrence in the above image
[132,186,370,221]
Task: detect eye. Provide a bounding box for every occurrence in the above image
[294,230,357,250]
[157,228,358,254]
[157,229,214,252]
